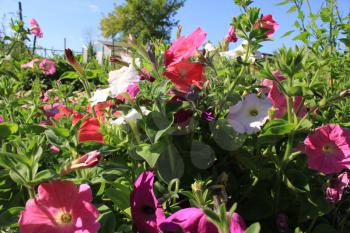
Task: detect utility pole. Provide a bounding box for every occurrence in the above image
[64,38,67,50]
[18,1,23,22]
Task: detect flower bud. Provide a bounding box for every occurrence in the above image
[276,213,288,231]
[64,48,84,75]
[61,150,101,176]
[50,145,60,154]
[326,172,349,203]
[176,24,182,39]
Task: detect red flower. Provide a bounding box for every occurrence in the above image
[79,117,104,143]
[255,14,279,38]
[165,27,206,66]
[224,26,238,43]
[164,61,206,92]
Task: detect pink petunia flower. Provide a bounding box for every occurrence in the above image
[224,26,238,43]
[164,27,207,66]
[0,115,3,123]
[159,207,246,233]
[30,18,43,38]
[39,58,56,76]
[127,82,140,99]
[255,14,279,38]
[262,71,307,118]
[19,180,100,233]
[130,171,165,233]
[326,172,350,203]
[50,145,60,154]
[21,58,40,69]
[304,124,350,174]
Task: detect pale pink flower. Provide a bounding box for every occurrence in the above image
[21,58,40,69]
[50,145,60,154]
[165,27,207,66]
[19,180,100,233]
[30,18,43,38]
[304,124,350,174]
[39,58,56,76]
[227,94,272,134]
[326,172,350,203]
[61,151,101,175]
[224,26,238,43]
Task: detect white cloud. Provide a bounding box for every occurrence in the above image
[88,4,100,13]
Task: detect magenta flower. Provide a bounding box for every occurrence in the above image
[0,115,3,123]
[131,171,165,233]
[304,124,350,174]
[160,208,246,233]
[39,58,56,76]
[127,82,140,99]
[21,58,40,69]
[19,180,100,233]
[255,14,279,38]
[165,27,207,66]
[224,26,238,43]
[262,71,307,118]
[326,172,350,203]
[30,18,43,38]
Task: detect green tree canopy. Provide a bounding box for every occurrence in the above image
[100,0,185,42]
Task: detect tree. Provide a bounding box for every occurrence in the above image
[100,0,185,42]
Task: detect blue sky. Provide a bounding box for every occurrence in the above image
[1,0,349,53]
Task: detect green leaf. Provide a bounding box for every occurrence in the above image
[30,170,55,184]
[276,0,290,6]
[261,119,295,136]
[284,169,310,192]
[190,141,216,169]
[311,224,337,233]
[135,143,163,168]
[281,30,294,38]
[157,144,184,183]
[245,222,261,233]
[104,181,131,212]
[59,71,80,80]
[0,123,18,140]
[98,205,117,233]
[0,207,23,226]
[287,5,297,14]
[210,120,246,151]
[293,31,310,43]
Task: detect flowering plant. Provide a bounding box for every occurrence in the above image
[0,0,350,233]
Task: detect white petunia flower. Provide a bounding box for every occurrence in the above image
[219,40,262,63]
[111,106,151,125]
[204,42,215,52]
[227,94,272,134]
[90,88,111,106]
[108,65,140,97]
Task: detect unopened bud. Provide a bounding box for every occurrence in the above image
[268,106,277,120]
[176,25,182,39]
[61,150,101,176]
[65,48,84,75]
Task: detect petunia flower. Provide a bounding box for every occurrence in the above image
[224,26,238,43]
[111,107,150,125]
[61,150,101,175]
[165,27,207,66]
[304,124,350,174]
[164,60,206,93]
[19,180,100,233]
[130,171,165,233]
[127,82,140,99]
[204,42,215,52]
[90,88,111,106]
[326,172,350,203]
[254,14,279,38]
[227,94,272,134]
[39,58,56,76]
[219,40,261,62]
[29,18,43,38]
[0,115,3,123]
[262,71,307,118]
[159,207,246,233]
[79,117,104,143]
[21,58,40,69]
[108,65,140,97]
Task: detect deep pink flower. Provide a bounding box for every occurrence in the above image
[72,150,101,169]
[165,27,206,66]
[304,124,350,174]
[160,208,246,233]
[255,14,279,38]
[131,171,165,233]
[224,26,238,43]
[30,18,43,38]
[39,58,56,76]
[263,71,307,118]
[50,145,60,154]
[140,68,156,82]
[19,180,100,233]
[326,172,350,203]
[127,82,140,99]
[202,111,215,122]
[0,115,3,123]
[43,103,61,118]
[21,58,40,69]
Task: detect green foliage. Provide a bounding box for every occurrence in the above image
[100,0,185,42]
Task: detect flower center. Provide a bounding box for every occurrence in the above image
[141,205,156,215]
[322,143,334,154]
[249,109,259,117]
[56,212,73,225]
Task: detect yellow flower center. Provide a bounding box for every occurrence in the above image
[56,211,73,225]
[322,143,334,154]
